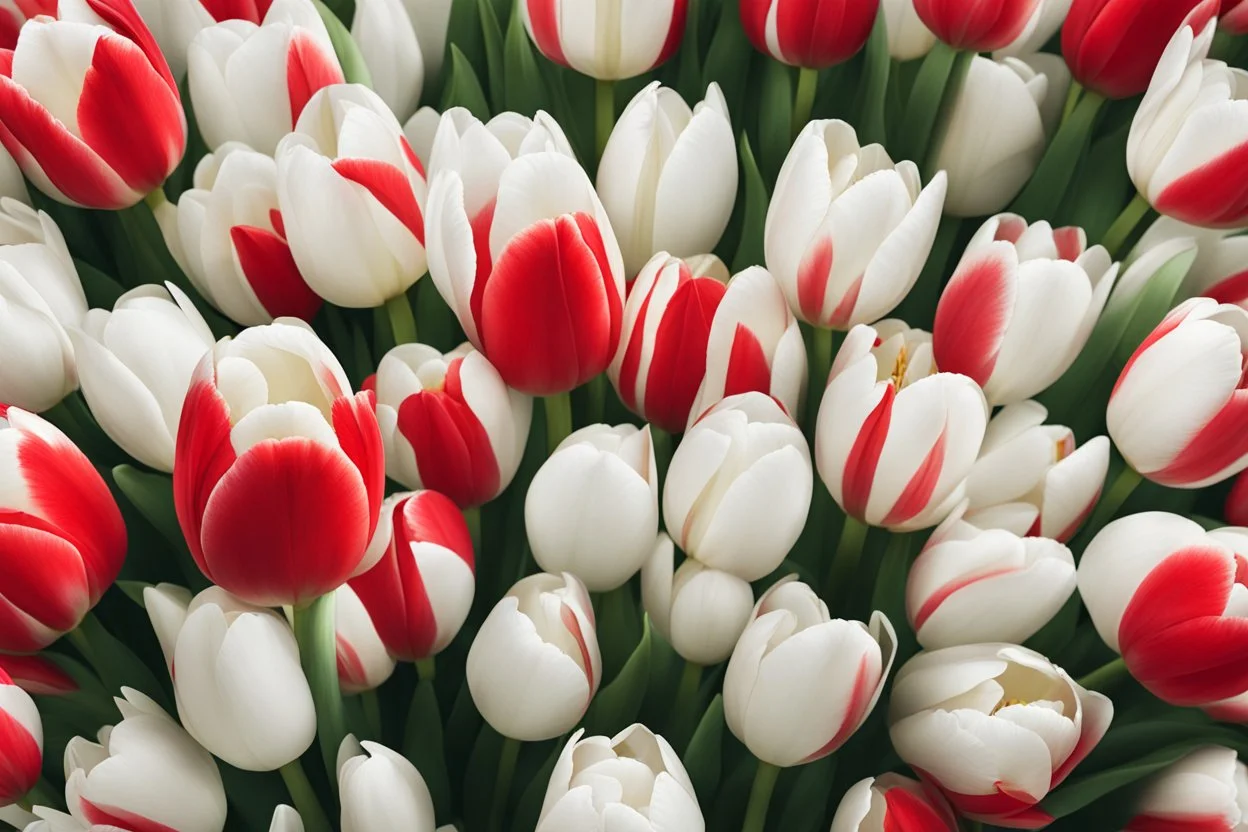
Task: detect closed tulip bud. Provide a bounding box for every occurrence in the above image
[173,320,384,607]
[1063,0,1217,99]
[538,724,704,831]
[403,106,441,168]
[0,199,87,412]
[349,490,475,662]
[1225,0,1248,32]
[881,0,936,61]
[335,583,395,694]
[520,0,687,80]
[816,321,988,531]
[725,578,896,768]
[0,0,54,50]
[374,342,531,508]
[741,0,878,69]
[598,83,737,277]
[144,584,316,771]
[933,214,1117,405]
[0,667,41,804]
[269,806,303,832]
[338,735,435,832]
[962,401,1109,541]
[767,121,946,330]
[913,0,1040,51]
[1127,18,1248,229]
[831,774,957,832]
[157,143,320,327]
[467,572,600,741]
[68,284,215,472]
[527,425,658,592]
[63,688,228,831]
[188,0,343,154]
[995,0,1072,56]
[889,644,1112,828]
[0,406,126,652]
[350,0,423,121]
[0,655,77,697]
[1109,298,1248,488]
[665,393,812,581]
[1126,746,1248,830]
[640,532,754,666]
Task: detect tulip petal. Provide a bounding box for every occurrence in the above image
[229,225,321,321]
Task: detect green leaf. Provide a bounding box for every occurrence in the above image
[444,0,487,79]
[512,741,564,831]
[892,41,958,168]
[757,60,793,185]
[1041,741,1217,818]
[702,0,752,125]
[73,612,173,711]
[74,258,126,309]
[1078,721,1248,775]
[463,725,505,832]
[477,0,506,111]
[869,532,917,662]
[311,0,372,86]
[730,134,768,272]
[852,9,890,147]
[777,755,837,832]
[1010,91,1106,220]
[441,44,492,121]
[682,694,725,807]
[1060,121,1133,239]
[502,0,546,115]
[677,0,705,104]
[112,464,208,590]
[1113,247,1197,365]
[219,765,289,831]
[403,678,453,821]
[583,616,652,736]
[115,580,153,607]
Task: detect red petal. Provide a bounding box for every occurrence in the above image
[616,272,660,413]
[286,30,344,128]
[654,0,688,67]
[200,0,269,22]
[1110,303,1191,399]
[1205,268,1248,309]
[1053,227,1086,261]
[332,391,385,544]
[331,158,424,244]
[174,377,238,580]
[842,384,895,520]
[230,224,322,322]
[936,782,1049,827]
[524,0,567,66]
[1125,814,1238,831]
[739,0,771,57]
[467,200,497,336]
[561,601,594,694]
[644,275,725,432]
[777,0,879,68]
[1152,389,1248,486]
[914,0,1037,51]
[1120,545,1234,648]
[1155,139,1248,229]
[0,697,40,803]
[883,786,957,832]
[881,426,948,527]
[932,253,1013,387]
[797,234,833,323]
[81,800,179,832]
[0,515,90,643]
[0,654,77,695]
[0,11,21,52]
[84,0,178,93]
[723,323,772,399]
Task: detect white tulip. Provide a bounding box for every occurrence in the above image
[351,0,424,121]
[338,735,436,832]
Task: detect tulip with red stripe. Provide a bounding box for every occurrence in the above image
[1125,746,1248,831]
[520,0,688,80]
[0,0,54,50]
[173,319,385,608]
[1130,217,1248,310]
[913,0,1040,51]
[0,0,186,210]
[373,343,531,509]
[335,582,395,694]
[348,490,474,663]
[830,774,958,832]
[1108,298,1248,488]
[889,644,1113,829]
[0,665,41,805]
[0,405,126,653]
[740,0,879,69]
[816,320,989,532]
[1225,0,1248,33]
[0,654,76,697]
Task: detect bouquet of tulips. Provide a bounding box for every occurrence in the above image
[1,0,1248,828]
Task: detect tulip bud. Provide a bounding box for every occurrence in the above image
[0,666,41,804]
[740,0,878,69]
[0,405,126,652]
[962,401,1108,541]
[665,393,812,581]
[1129,218,1248,308]
[188,0,343,154]
[816,321,989,531]
[350,0,422,121]
[913,0,1040,51]
[1108,298,1248,488]
[640,532,754,666]
[1126,746,1248,830]
[725,578,896,768]
[467,572,601,741]
[374,342,531,508]
[63,688,228,830]
[173,319,384,607]
[157,143,321,327]
[881,0,936,61]
[349,491,475,662]
[403,106,441,168]
[0,199,87,412]
[933,215,1117,405]
[68,284,215,472]
[889,644,1112,827]
[994,0,1072,57]
[538,724,704,831]
[830,774,958,832]
[270,805,303,832]
[145,584,316,771]
[767,121,945,331]
[1063,0,1218,99]
[519,0,687,80]
[1225,0,1248,32]
[335,583,396,694]
[597,83,737,277]
[0,655,77,697]
[338,735,436,832]
[0,0,54,50]
[1127,17,1248,229]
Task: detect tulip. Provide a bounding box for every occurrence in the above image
[350,0,423,121]
[1127,17,1248,229]
[597,83,736,278]
[1225,0,1248,33]
[270,805,303,832]
[664,393,812,581]
[68,284,215,472]
[527,425,658,592]
[188,0,343,155]
[881,0,936,61]
[1108,298,1248,488]
[816,320,988,531]
[156,142,321,327]
[349,490,475,662]
[1131,218,1248,308]
[1063,0,1218,99]
[0,406,126,653]
[63,688,228,831]
[0,666,41,804]
[725,577,896,767]
[740,0,879,69]
[519,0,687,80]
[0,655,77,697]
[640,532,754,666]
[995,0,1073,57]
[932,214,1117,405]
[766,120,947,330]
[335,582,396,694]
[0,0,54,50]
[338,735,436,832]
[830,774,958,832]
[426,119,624,395]
[276,83,429,308]
[466,572,600,741]
[913,0,1040,51]
[0,0,186,209]
[373,342,531,508]
[173,319,384,607]
[129,0,268,78]
[0,199,87,412]
[144,584,316,771]
[538,724,704,831]
[403,106,441,168]
[962,401,1109,542]
[1125,746,1248,830]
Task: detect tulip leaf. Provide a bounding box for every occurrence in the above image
[702,0,752,125]
[777,755,837,832]
[219,764,289,831]
[1060,121,1133,240]
[1009,91,1106,221]
[502,0,546,115]
[115,580,153,608]
[311,0,372,87]
[512,740,564,831]
[73,258,126,309]
[1078,721,1248,775]
[1040,740,1220,818]
[444,0,488,83]
[476,0,505,111]
[72,611,173,711]
[851,9,890,148]
[892,41,958,169]
[403,677,454,821]
[112,465,209,591]
[441,45,492,122]
[1113,248,1196,365]
[462,725,504,832]
[869,532,917,662]
[582,615,652,737]
[758,60,792,185]
[676,0,704,105]
[682,694,725,806]
[730,133,767,273]
[292,594,347,782]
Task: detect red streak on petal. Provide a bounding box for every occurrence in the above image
[881,427,948,527]
[286,30,344,128]
[723,324,772,398]
[842,384,895,520]
[0,702,39,803]
[468,199,497,339]
[800,652,873,762]
[912,566,1021,631]
[331,158,425,244]
[1155,139,1248,229]
[932,254,1013,387]
[525,0,567,66]
[1053,227,1086,261]
[654,0,689,67]
[797,235,833,324]
[81,800,179,832]
[645,275,725,432]
[561,602,595,695]
[1111,301,1192,400]
[1205,269,1248,309]
[230,224,322,321]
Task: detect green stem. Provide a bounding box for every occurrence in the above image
[586,373,606,425]
[805,326,839,439]
[792,67,819,139]
[1077,657,1129,693]
[595,79,615,163]
[463,505,482,553]
[1102,193,1153,259]
[416,657,436,682]
[651,426,673,489]
[292,594,346,782]
[361,689,382,739]
[543,392,573,455]
[279,760,333,832]
[489,737,522,832]
[825,516,869,606]
[385,292,419,346]
[143,187,168,211]
[741,761,781,832]
[1082,465,1143,543]
[1060,80,1083,126]
[667,661,703,752]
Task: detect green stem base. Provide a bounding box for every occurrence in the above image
[1077,657,1129,693]
[742,761,781,832]
[543,392,573,455]
[279,760,332,832]
[293,594,346,783]
[385,292,419,346]
[1102,193,1152,259]
[792,67,818,139]
[595,80,615,164]
[489,737,522,832]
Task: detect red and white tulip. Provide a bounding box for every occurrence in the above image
[338,735,436,832]
[1125,745,1248,831]
[995,0,1073,57]
[830,774,958,832]
[349,0,423,121]
[0,665,41,805]
[739,0,879,69]
[335,582,396,694]
[130,0,272,78]
[0,654,77,697]
[519,0,687,81]
[0,0,55,50]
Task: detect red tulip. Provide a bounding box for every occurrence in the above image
[0,666,41,804]
[912,0,1040,52]
[0,654,77,696]
[740,0,880,69]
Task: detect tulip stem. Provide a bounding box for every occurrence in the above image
[279,760,332,832]
[143,187,168,211]
[416,657,437,682]
[543,393,573,454]
[595,79,615,163]
[293,594,347,785]
[792,67,819,139]
[385,293,419,346]
[824,516,869,608]
[1077,657,1129,693]
[1080,465,1143,546]
[1102,193,1153,259]
[741,761,781,832]
[1060,81,1083,126]
[489,737,522,832]
[805,326,841,439]
[361,689,382,739]
[667,661,703,752]
[463,506,482,553]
